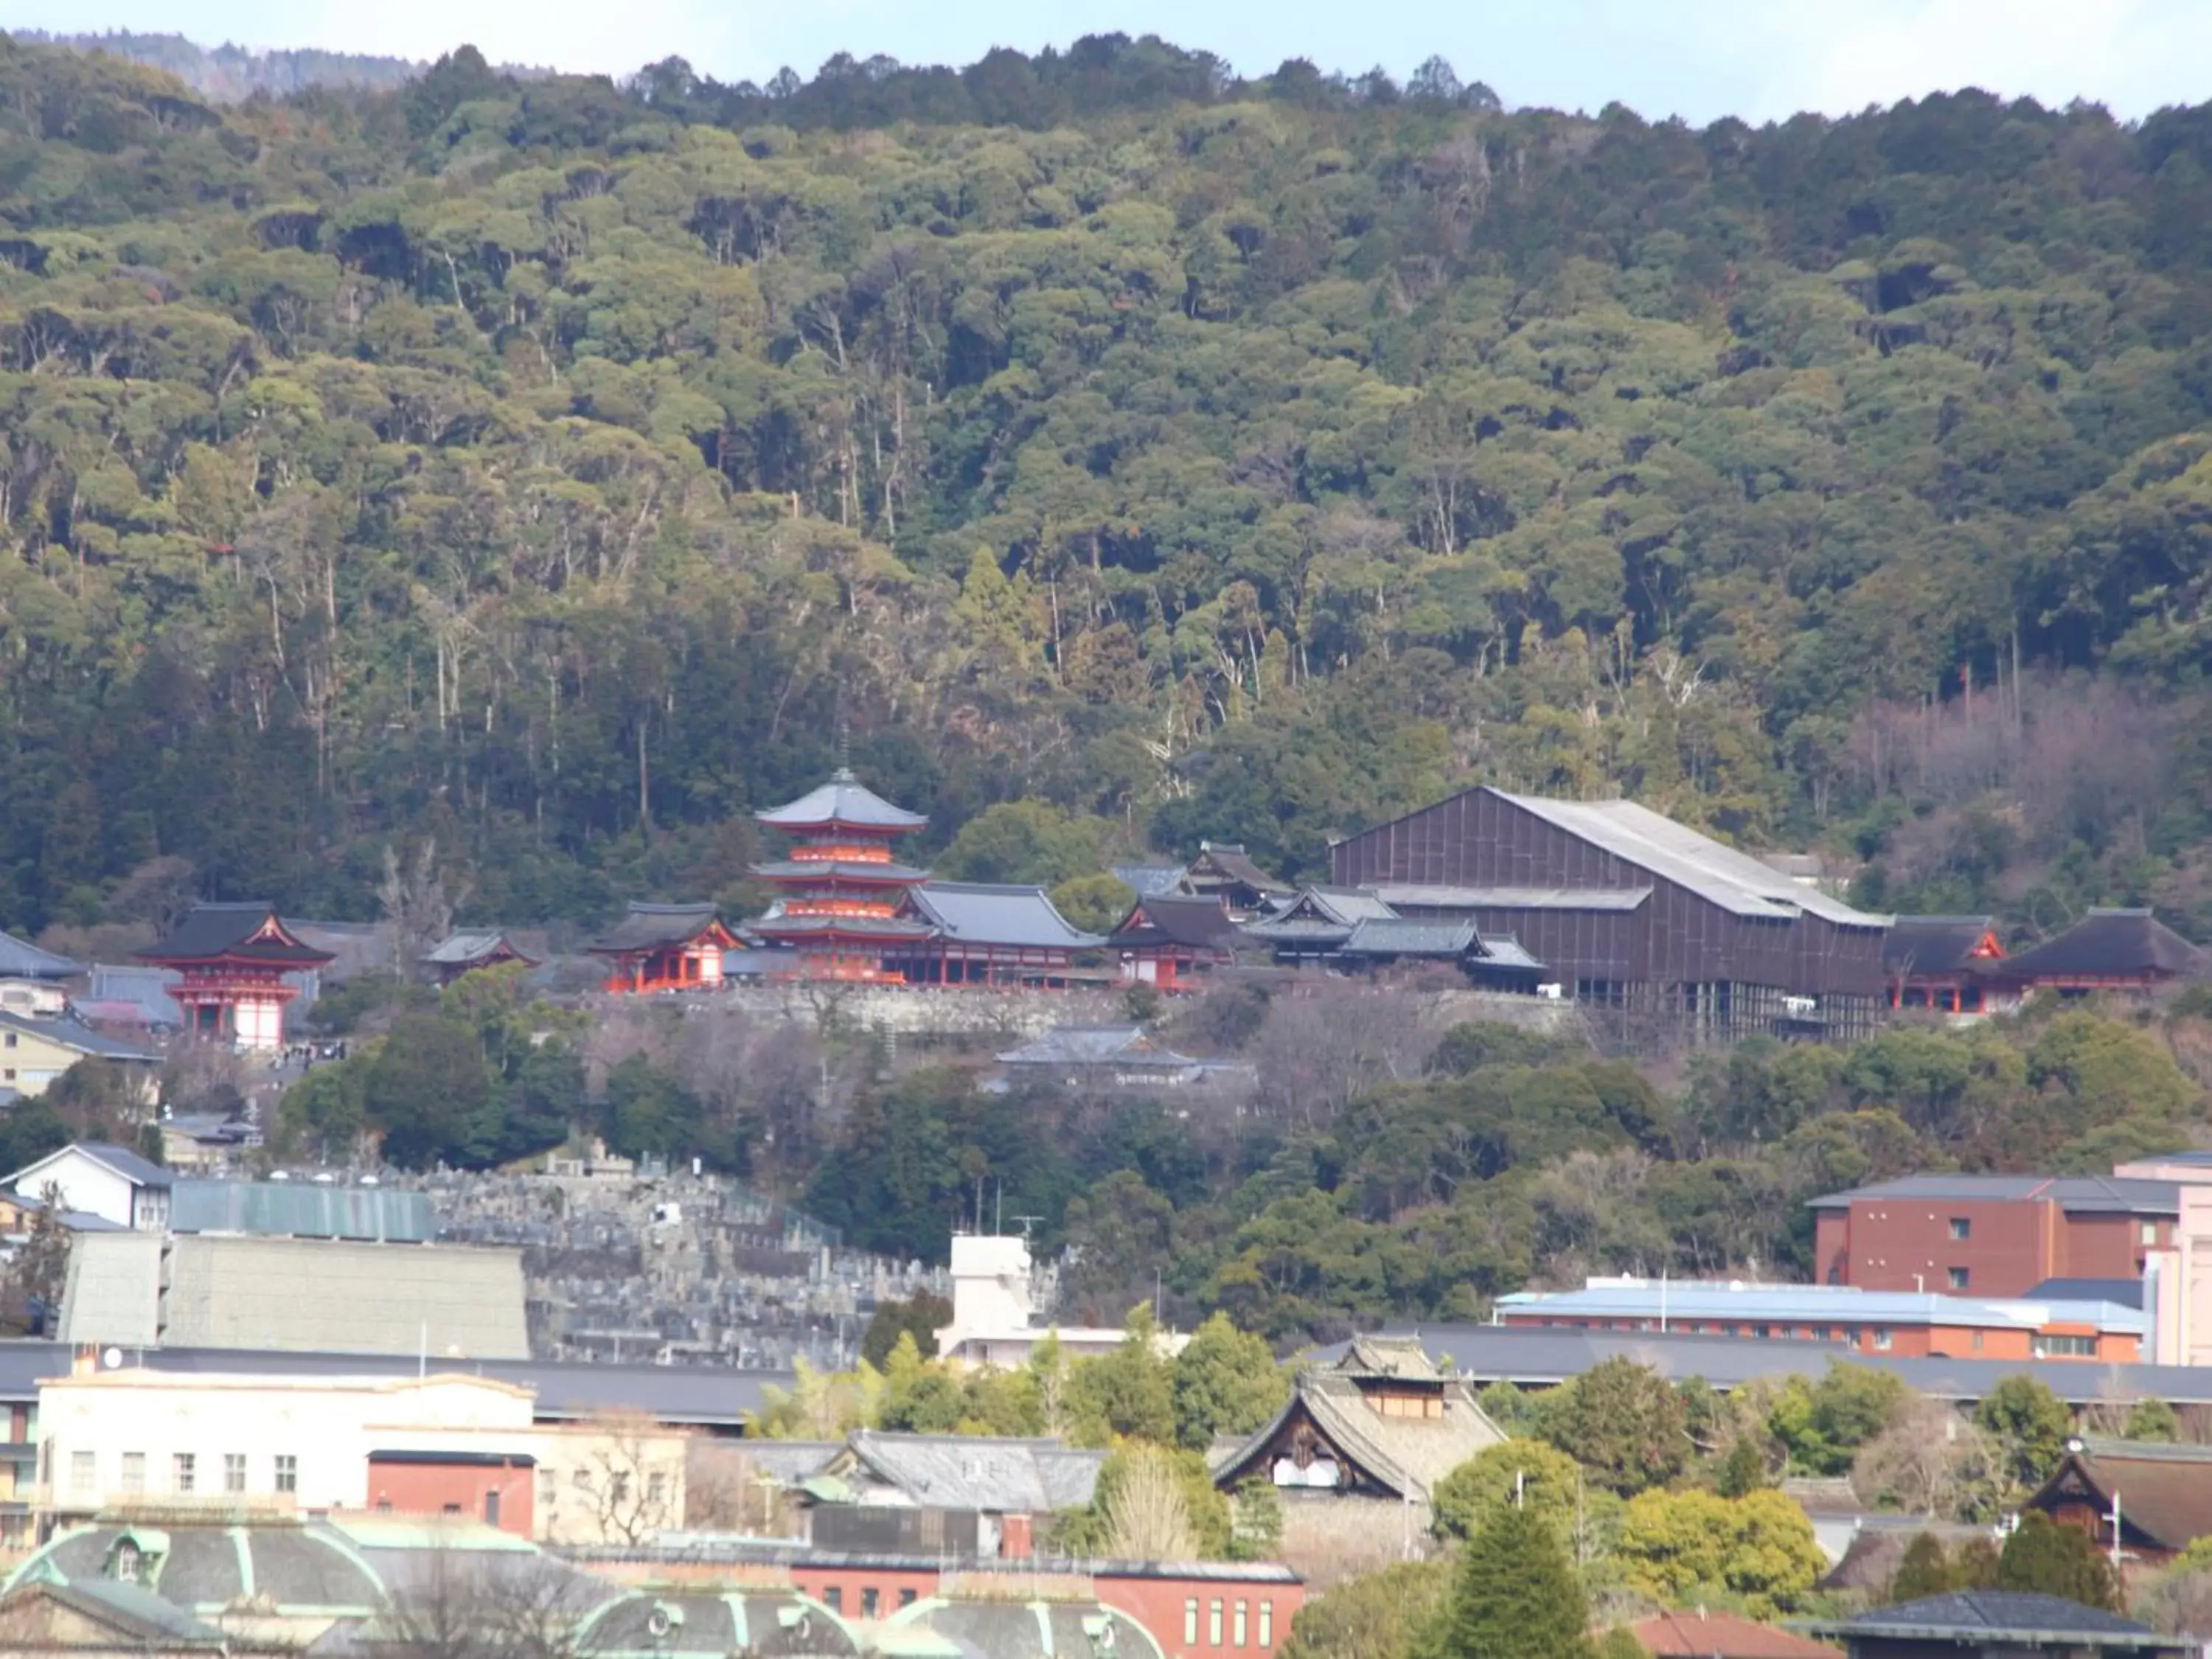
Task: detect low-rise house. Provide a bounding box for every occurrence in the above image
[806,1430,1104,1557]
[995,1025,1245,1091]
[1801,1590,2188,1658]
[4,1144,171,1231]
[0,933,81,983]
[2026,1437,2212,1565]
[1211,1338,1502,1571]
[0,1014,159,1105]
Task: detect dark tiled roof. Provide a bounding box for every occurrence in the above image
[137,903,334,967]
[1338,917,1477,957]
[903,884,1102,950]
[87,965,184,1026]
[1475,934,1545,970]
[2029,1439,2212,1553]
[1107,894,1242,951]
[588,902,732,954]
[38,1578,228,1644]
[1813,1589,2160,1640]
[748,860,932,883]
[13,1141,173,1189]
[1883,914,2002,976]
[1986,908,2205,983]
[1806,1174,2180,1215]
[0,930,81,979]
[757,768,927,831]
[751,913,936,941]
[420,930,537,967]
[835,1430,1105,1512]
[1185,842,1292,896]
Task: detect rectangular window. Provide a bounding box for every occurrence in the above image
[1949,1267,1969,1290]
[484,1490,501,1528]
[223,1453,246,1493]
[1950,1217,1970,1241]
[4,1033,15,1048]
[647,1472,667,1505]
[119,1453,145,1494]
[1185,1599,1200,1644]
[173,1453,195,1494]
[824,1587,841,1614]
[862,1587,879,1618]
[1260,1602,1273,1649]
[1972,1330,1984,1351]
[1210,1599,1224,1646]
[1872,1328,1893,1350]
[1234,1600,1248,1647]
[2143,1221,2160,1246]
[274,1455,297,1494]
[900,1588,917,1608]
[69,1450,93,1494]
[2035,1334,2097,1357]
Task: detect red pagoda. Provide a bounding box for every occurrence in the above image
[749,768,935,981]
[136,902,334,1052]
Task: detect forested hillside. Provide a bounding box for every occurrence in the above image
[5,32,2212,936]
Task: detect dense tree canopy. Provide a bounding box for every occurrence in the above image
[4,35,2212,943]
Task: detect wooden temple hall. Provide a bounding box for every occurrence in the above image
[1328,786,1893,1039]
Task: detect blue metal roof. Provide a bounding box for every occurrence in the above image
[0,931,80,980]
[1497,1279,2145,1335]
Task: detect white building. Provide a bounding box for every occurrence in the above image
[933,1234,1186,1369]
[4,1143,171,1230]
[35,1365,689,1545]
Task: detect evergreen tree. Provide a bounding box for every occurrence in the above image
[1888,1531,1955,1603]
[2124,1397,2180,1441]
[1994,1512,2121,1611]
[1436,1499,1596,1659]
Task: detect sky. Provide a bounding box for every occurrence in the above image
[11,0,2212,125]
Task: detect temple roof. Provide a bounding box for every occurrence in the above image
[751,914,937,941]
[903,884,1104,950]
[756,768,927,832]
[748,859,933,884]
[1183,841,1292,897]
[1883,914,2003,976]
[1983,908,2205,984]
[421,930,537,968]
[587,902,737,955]
[1107,894,1242,952]
[136,904,335,967]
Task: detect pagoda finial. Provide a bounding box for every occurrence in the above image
[835,685,852,774]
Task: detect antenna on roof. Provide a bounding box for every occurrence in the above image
[1012,1214,1041,1242]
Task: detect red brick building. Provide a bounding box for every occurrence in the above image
[365,1449,535,1536]
[1809,1175,2178,1297]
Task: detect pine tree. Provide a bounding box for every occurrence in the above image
[1995,1512,2120,1610]
[1436,1499,1596,1659]
[1888,1531,1955,1603]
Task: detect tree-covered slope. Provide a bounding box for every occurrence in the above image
[4,32,2212,932]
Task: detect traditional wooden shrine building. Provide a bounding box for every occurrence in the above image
[1239,886,1401,964]
[889,883,1105,988]
[1980,908,2205,999]
[421,929,538,987]
[1329,785,1891,1039]
[748,768,936,981]
[2025,1437,2212,1565]
[136,902,334,1051]
[588,902,742,993]
[1105,893,1242,990]
[1884,915,2008,1013]
[1180,841,1292,915]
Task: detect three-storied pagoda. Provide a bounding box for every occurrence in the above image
[749,768,935,981]
[135,902,333,1051]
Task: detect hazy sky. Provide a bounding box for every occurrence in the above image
[14,0,2212,125]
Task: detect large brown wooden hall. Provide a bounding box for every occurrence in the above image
[1328,786,1889,1037]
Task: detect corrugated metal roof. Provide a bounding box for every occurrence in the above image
[1498,793,1891,925]
[904,884,1102,949]
[1371,883,1653,913]
[1498,1279,2144,1335]
[0,931,81,980]
[1808,1175,2180,1214]
[169,1180,437,1242]
[757,768,928,831]
[88,964,184,1026]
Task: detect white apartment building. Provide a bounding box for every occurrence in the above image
[932,1233,1187,1369]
